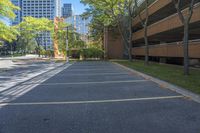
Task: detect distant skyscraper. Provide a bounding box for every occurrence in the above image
[65,15,91,42]
[66,15,90,35]
[62,4,72,18]
[11,0,61,49]
[21,0,61,19]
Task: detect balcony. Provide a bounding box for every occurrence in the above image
[132,40,200,58]
[133,3,200,41]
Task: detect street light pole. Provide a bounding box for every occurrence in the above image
[66,26,69,63]
[11,44,13,58]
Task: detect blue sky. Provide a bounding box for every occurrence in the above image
[62,0,88,15]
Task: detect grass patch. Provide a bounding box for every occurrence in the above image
[114,60,200,95]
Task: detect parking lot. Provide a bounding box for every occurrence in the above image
[0,61,200,133]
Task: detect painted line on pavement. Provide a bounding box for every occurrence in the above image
[22,80,148,86]
[0,96,184,106]
[0,64,73,104]
[65,68,123,71]
[57,72,129,76]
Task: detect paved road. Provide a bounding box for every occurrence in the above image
[0,60,64,92]
[0,61,200,133]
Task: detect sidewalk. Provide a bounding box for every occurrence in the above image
[0,55,40,69]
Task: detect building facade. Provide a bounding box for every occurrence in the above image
[105,0,200,65]
[65,15,91,43]
[11,0,61,49]
[65,15,90,35]
[62,3,72,18]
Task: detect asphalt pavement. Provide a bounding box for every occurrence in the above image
[0,61,200,133]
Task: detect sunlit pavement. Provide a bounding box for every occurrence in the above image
[0,55,39,69]
[0,61,200,133]
[0,60,64,92]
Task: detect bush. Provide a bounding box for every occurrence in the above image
[46,50,54,57]
[80,48,104,59]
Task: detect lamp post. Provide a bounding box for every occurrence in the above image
[65,26,69,63]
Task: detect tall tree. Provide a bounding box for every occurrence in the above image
[18,17,53,55]
[52,20,85,57]
[172,0,195,75]
[134,0,149,65]
[81,0,135,61]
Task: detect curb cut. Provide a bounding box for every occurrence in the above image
[113,62,200,103]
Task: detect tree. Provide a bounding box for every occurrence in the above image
[82,8,105,45]
[0,23,19,43]
[18,17,53,55]
[172,0,195,75]
[81,0,135,61]
[52,20,69,57]
[52,20,86,58]
[0,0,20,43]
[134,0,150,65]
[0,0,19,19]
[81,6,111,58]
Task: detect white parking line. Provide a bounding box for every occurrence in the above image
[23,80,148,86]
[65,68,122,71]
[57,73,129,76]
[0,64,72,104]
[0,96,184,106]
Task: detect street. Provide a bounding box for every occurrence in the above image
[0,58,64,92]
[0,61,200,133]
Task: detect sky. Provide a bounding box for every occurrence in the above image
[62,0,88,15]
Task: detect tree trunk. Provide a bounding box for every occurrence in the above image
[144,23,149,65]
[128,20,133,61]
[104,26,108,60]
[183,20,189,75]
[36,39,41,57]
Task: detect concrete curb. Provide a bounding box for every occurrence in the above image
[113,62,200,103]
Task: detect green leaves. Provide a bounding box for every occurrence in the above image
[0,22,19,42]
[17,17,53,46]
[53,20,85,56]
[0,0,20,19]
[0,0,20,42]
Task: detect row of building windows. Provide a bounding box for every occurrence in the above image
[22,10,54,13]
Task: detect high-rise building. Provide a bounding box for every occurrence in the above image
[62,4,72,18]
[66,15,90,35]
[11,0,61,49]
[65,15,91,43]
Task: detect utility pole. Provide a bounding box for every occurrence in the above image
[104,26,108,60]
[66,26,69,63]
[11,44,13,58]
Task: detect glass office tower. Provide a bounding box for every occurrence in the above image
[62,3,72,18]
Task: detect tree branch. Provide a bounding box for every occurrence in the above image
[172,0,185,23]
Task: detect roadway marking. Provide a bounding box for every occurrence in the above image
[65,68,123,71]
[57,73,129,76]
[0,64,72,103]
[0,96,184,106]
[23,80,148,86]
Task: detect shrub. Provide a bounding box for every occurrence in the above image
[80,48,104,59]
